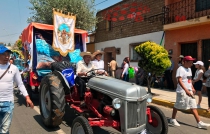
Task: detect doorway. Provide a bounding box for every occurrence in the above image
[181,42,197,77]
[103,47,116,71]
[202,39,210,70]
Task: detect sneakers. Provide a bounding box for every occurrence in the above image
[197,121,210,129]
[197,105,201,109]
[170,119,180,126]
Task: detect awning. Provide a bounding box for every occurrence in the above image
[21,22,88,44]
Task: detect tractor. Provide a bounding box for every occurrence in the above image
[21,22,168,134]
[39,61,168,134]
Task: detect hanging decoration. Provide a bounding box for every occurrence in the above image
[102,1,150,23]
[52,8,76,57]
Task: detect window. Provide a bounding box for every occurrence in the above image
[106,19,112,31]
[195,0,210,12]
[129,43,141,62]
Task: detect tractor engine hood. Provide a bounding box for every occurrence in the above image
[87,76,148,101]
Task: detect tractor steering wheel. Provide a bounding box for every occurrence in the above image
[86,69,106,78]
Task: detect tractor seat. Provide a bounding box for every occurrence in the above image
[51,61,76,72]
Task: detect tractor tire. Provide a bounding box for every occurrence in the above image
[71,116,93,134]
[39,74,65,127]
[146,105,168,134]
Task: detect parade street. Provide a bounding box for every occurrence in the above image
[10,92,210,134]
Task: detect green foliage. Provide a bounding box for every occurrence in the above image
[16,39,22,50]
[135,41,171,75]
[28,0,98,31]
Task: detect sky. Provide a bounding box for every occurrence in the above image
[0,0,121,44]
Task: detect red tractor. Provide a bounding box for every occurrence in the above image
[39,61,168,134]
[21,23,168,134]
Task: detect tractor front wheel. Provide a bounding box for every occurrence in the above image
[71,116,93,134]
[146,105,168,134]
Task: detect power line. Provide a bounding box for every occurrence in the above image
[94,0,108,7]
[0,33,20,38]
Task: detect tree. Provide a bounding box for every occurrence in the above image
[135,41,171,93]
[7,43,11,46]
[15,39,22,50]
[28,0,98,31]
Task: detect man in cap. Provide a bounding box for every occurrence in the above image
[0,45,34,133]
[170,56,210,128]
[75,52,96,106]
[178,55,184,67]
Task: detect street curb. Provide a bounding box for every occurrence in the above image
[152,98,210,118]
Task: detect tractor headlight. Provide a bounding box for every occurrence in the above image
[112,98,122,109]
[147,94,153,103]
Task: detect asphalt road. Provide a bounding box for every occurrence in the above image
[10,92,210,134]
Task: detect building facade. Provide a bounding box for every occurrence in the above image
[95,0,165,71]
[87,33,95,53]
[164,0,210,77]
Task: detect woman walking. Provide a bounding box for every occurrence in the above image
[192,61,204,108]
[121,58,129,82]
[204,61,210,112]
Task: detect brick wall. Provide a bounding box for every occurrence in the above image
[95,0,164,43]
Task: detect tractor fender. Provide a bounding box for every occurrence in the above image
[52,71,70,91]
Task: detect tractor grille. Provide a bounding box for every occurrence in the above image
[127,100,147,129]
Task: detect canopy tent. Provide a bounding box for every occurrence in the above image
[21,22,88,46]
[21,22,88,76]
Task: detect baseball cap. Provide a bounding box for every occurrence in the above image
[178,55,184,58]
[183,56,196,61]
[193,61,204,66]
[0,45,11,54]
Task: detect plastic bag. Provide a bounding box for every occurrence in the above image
[128,67,135,79]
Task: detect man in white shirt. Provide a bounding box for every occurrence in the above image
[75,52,96,106]
[92,50,108,75]
[0,45,34,134]
[170,56,210,129]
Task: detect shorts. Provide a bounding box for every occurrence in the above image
[0,101,14,134]
[194,80,203,91]
[174,91,197,110]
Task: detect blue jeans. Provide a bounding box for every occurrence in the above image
[123,74,129,82]
[0,101,14,134]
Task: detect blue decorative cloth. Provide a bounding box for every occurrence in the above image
[62,68,75,87]
[36,38,60,57]
[68,49,82,63]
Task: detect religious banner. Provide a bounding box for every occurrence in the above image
[53,9,76,57]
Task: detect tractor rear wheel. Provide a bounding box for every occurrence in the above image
[39,74,65,127]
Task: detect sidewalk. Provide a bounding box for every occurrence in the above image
[115,68,210,118]
[148,87,210,118]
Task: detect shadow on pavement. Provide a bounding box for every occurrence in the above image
[33,115,64,132]
[166,117,198,129]
[14,91,40,107]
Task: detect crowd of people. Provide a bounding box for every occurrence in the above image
[170,55,210,128]
[1,43,210,132]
